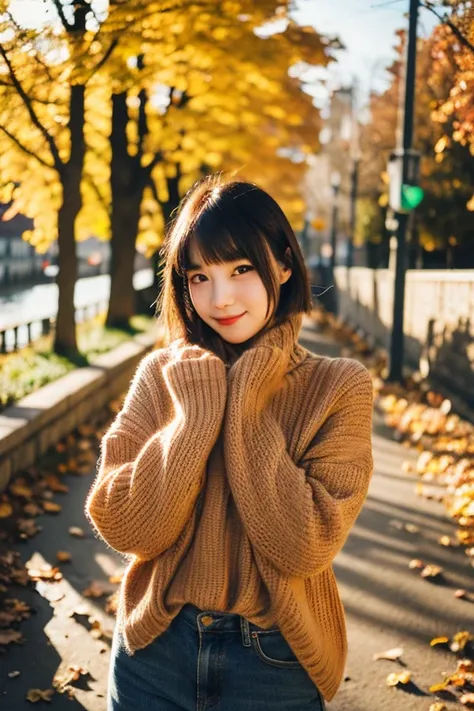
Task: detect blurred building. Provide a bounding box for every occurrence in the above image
[0,206,44,288]
[0,204,151,291]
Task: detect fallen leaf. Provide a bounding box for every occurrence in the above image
[108,571,124,585]
[17,519,41,538]
[439,535,459,547]
[429,679,451,693]
[451,631,474,653]
[421,564,444,579]
[23,503,43,517]
[409,559,425,570]
[27,566,62,582]
[458,660,474,673]
[429,704,447,711]
[56,551,72,563]
[68,526,85,538]
[404,523,420,534]
[0,629,23,645]
[53,664,88,689]
[454,589,469,600]
[430,636,450,647]
[26,688,54,703]
[373,647,404,661]
[82,580,116,598]
[0,502,13,518]
[42,501,62,514]
[105,591,119,616]
[9,484,33,498]
[386,670,412,686]
[460,693,474,707]
[45,476,69,494]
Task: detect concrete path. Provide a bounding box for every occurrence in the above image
[1,324,472,710]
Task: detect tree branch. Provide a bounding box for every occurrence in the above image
[87,38,119,82]
[50,0,72,31]
[0,44,64,172]
[421,2,474,54]
[0,123,54,169]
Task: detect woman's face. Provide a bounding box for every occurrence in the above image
[186,241,292,344]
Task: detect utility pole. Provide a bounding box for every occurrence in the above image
[387,0,419,382]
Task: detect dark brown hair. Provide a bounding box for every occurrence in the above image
[157,174,313,358]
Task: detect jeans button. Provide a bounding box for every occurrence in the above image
[201,615,214,627]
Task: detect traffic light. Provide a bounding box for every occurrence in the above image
[388,149,424,214]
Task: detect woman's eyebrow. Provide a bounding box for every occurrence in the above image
[186,262,202,271]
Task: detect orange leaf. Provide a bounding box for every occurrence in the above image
[56,551,72,563]
[42,501,62,514]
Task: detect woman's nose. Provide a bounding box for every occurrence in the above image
[211,282,235,309]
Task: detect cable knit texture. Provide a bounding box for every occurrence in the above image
[86,313,374,702]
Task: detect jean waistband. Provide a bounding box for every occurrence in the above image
[178,604,278,647]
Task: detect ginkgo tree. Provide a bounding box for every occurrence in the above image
[0,0,330,342]
[0,0,116,356]
[96,3,329,325]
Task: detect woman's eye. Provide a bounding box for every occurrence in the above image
[189,274,207,284]
[235,265,253,275]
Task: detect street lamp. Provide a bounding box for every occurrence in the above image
[329,171,341,271]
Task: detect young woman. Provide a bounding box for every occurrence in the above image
[86,175,374,711]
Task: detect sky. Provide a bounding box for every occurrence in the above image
[292,0,438,104]
[7,0,439,105]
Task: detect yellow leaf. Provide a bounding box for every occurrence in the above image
[430,636,449,647]
[386,671,412,686]
[0,502,13,518]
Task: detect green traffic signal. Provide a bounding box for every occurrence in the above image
[401,184,424,211]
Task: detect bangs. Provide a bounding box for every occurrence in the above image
[177,203,261,275]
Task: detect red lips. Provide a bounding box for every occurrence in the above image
[215,312,246,326]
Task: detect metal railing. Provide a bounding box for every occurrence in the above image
[0,298,109,354]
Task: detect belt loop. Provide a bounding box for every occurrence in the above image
[240,615,251,647]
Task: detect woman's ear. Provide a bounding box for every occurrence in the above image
[279,247,292,285]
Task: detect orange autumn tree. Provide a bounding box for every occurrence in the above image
[358,25,474,264]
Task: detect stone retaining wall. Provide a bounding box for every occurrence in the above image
[0,328,162,492]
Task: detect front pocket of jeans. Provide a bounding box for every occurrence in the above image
[250,630,302,668]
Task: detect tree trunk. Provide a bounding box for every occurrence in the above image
[151,171,181,293]
[107,192,142,328]
[107,92,144,329]
[54,84,85,356]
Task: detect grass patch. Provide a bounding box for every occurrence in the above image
[0,314,153,411]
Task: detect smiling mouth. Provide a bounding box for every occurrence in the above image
[215,312,246,325]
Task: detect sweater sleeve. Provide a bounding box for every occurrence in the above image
[86,349,227,560]
[225,352,373,578]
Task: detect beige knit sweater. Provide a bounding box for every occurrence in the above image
[86,313,373,701]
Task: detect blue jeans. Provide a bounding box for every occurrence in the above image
[108,604,326,710]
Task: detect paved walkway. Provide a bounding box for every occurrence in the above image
[1,323,471,710]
